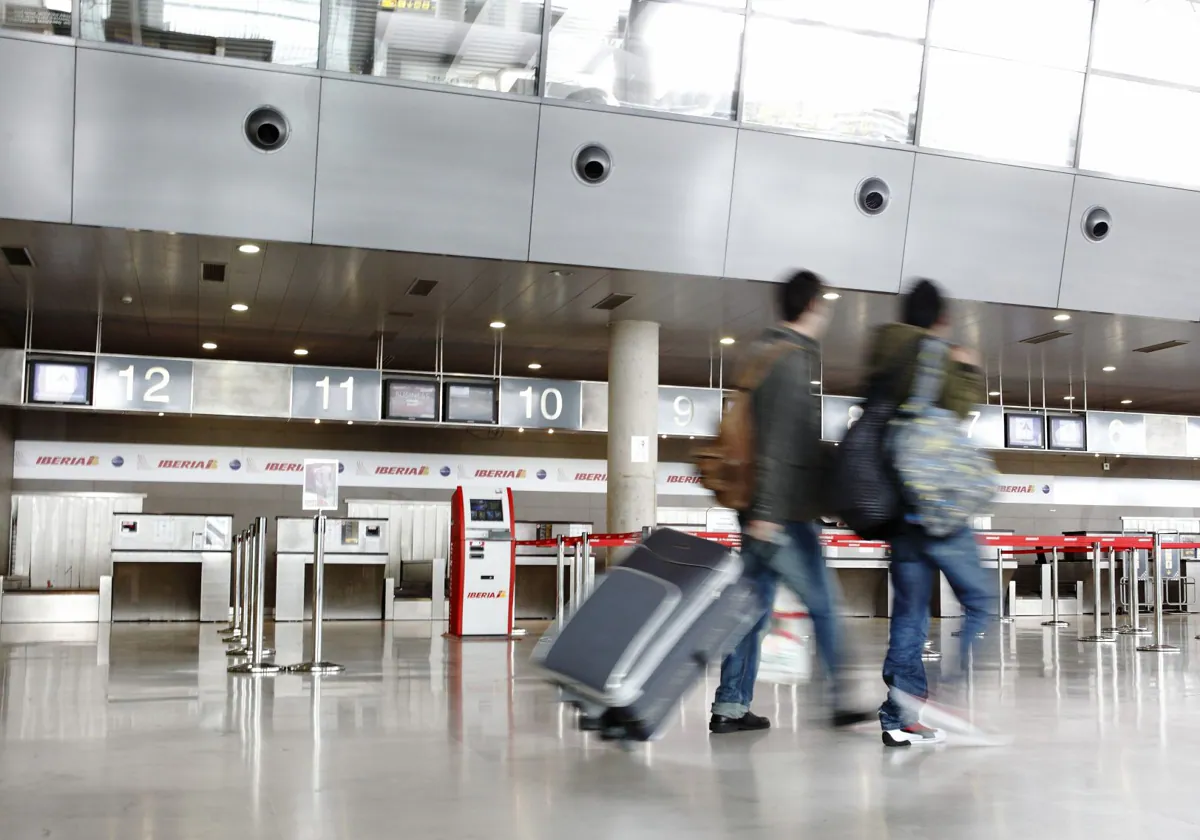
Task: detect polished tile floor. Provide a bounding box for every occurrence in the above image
[2,616,1200,840]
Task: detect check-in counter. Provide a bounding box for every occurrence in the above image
[933,530,1018,617]
[275,517,388,621]
[513,520,590,620]
[109,514,233,622]
[823,528,891,617]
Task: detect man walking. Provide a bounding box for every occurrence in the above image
[709,269,868,734]
[866,279,995,747]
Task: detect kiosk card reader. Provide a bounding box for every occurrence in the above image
[449,487,516,636]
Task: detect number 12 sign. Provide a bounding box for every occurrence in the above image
[291,367,381,421]
[93,356,194,413]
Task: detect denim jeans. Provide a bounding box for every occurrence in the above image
[712,521,846,718]
[879,526,994,730]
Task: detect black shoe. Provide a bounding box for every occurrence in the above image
[831,709,874,728]
[709,711,771,734]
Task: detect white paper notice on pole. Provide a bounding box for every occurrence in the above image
[631,435,649,464]
[303,459,339,511]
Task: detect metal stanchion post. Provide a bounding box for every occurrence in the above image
[229,516,281,674]
[554,536,565,624]
[1103,547,1119,634]
[583,534,594,598]
[1080,542,1116,643]
[996,549,1013,624]
[227,526,255,656]
[220,532,245,641]
[1138,532,1180,653]
[1042,547,1068,628]
[286,514,344,674]
[1119,549,1150,635]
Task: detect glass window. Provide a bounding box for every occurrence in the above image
[325,0,543,93]
[750,0,929,40]
[2,0,72,36]
[1079,75,1200,188]
[544,0,744,120]
[919,49,1084,166]
[741,17,921,143]
[928,0,1092,70]
[79,0,320,67]
[1092,0,1200,87]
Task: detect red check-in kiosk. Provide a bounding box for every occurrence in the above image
[449,487,516,637]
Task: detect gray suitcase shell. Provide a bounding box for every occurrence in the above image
[534,528,758,741]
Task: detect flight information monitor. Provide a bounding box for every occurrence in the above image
[28,360,91,406]
[384,379,438,421]
[444,383,496,424]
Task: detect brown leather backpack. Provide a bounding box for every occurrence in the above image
[694,341,793,511]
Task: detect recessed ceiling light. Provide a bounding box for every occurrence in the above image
[1102,365,1115,372]
[822,292,841,301]
[528,362,542,370]
[517,427,524,433]
[314,418,321,424]
[238,244,260,254]
[988,391,1001,397]
[231,303,249,312]
[1053,313,1071,322]
[810,380,822,386]
[202,342,217,350]
[294,348,309,356]
[347,421,353,426]
[120,295,133,305]
[489,321,506,330]
[157,412,164,417]
[1121,399,1132,405]
[720,337,735,346]
[548,429,554,435]
[1064,395,1075,401]
[549,269,573,277]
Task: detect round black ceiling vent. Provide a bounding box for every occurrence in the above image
[574,144,612,185]
[1082,206,1112,242]
[856,177,890,216]
[244,106,290,153]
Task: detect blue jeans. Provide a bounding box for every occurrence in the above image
[712,521,845,718]
[879,526,994,730]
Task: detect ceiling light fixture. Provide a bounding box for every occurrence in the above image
[988,391,1001,397]
[528,362,542,370]
[548,429,554,435]
[238,244,261,254]
[489,321,506,330]
[549,269,574,278]
[314,419,321,424]
[822,292,841,301]
[1064,395,1075,401]
[347,421,353,426]
[294,348,309,356]
[231,303,249,312]
[202,342,217,350]
[720,337,735,346]
[1121,399,1132,405]
[1053,313,1071,322]
[120,295,133,305]
[518,427,524,433]
[810,380,822,386]
[1102,365,1116,372]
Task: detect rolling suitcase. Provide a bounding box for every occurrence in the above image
[534,528,758,742]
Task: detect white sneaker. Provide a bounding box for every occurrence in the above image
[882,723,946,748]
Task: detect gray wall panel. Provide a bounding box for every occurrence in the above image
[1059,176,1200,320]
[73,50,320,242]
[0,38,75,224]
[902,155,1074,307]
[313,82,537,261]
[529,107,737,276]
[725,131,913,291]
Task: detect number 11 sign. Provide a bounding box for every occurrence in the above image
[291,367,381,422]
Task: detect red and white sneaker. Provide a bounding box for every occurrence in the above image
[882,723,946,748]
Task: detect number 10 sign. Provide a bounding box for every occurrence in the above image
[499,377,582,430]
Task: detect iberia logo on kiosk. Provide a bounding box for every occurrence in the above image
[467,590,508,600]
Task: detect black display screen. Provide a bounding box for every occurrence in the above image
[385,379,438,421]
[470,498,505,522]
[445,383,496,424]
[1049,415,1087,451]
[28,361,91,405]
[1005,412,1045,450]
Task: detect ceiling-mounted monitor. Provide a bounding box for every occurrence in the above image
[444,382,496,425]
[27,359,92,406]
[1004,412,1045,450]
[384,379,438,422]
[1048,414,1087,452]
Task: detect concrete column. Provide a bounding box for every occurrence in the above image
[607,320,658,535]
